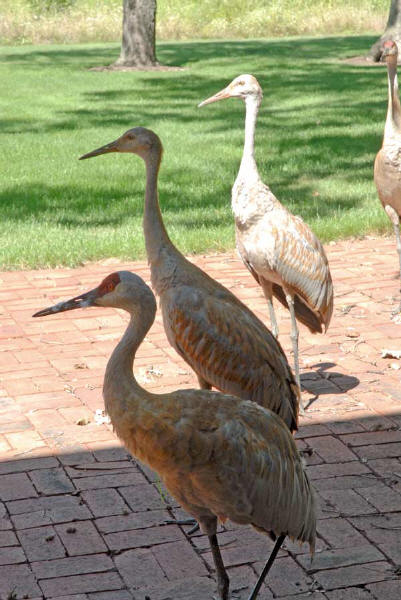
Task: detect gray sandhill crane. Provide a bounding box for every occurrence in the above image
[374,40,401,314]
[199,75,334,398]
[79,127,299,433]
[33,271,316,600]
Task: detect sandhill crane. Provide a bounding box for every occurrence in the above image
[374,40,401,314]
[199,75,334,398]
[79,127,299,434]
[33,270,316,600]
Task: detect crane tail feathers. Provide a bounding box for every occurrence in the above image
[272,284,323,333]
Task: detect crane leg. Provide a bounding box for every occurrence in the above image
[197,375,212,390]
[393,221,401,313]
[261,281,279,338]
[267,298,279,339]
[164,516,199,534]
[187,521,200,534]
[286,293,304,413]
[209,533,230,600]
[246,534,286,600]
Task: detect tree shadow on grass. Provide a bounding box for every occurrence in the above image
[3,36,386,141]
[0,35,376,68]
[0,148,378,231]
[1,34,391,253]
[0,182,138,227]
[0,174,233,229]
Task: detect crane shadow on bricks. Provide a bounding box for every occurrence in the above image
[0,409,400,600]
[301,362,360,410]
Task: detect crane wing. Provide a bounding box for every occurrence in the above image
[167,396,316,549]
[375,148,401,216]
[272,215,333,327]
[160,284,298,431]
[118,389,314,550]
[242,205,333,332]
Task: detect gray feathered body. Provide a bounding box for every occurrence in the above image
[106,366,316,549]
[151,250,300,432]
[233,176,333,334]
[100,275,316,552]
[142,140,299,433]
[374,51,401,221]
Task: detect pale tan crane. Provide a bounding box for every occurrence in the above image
[199,75,334,399]
[79,127,299,433]
[33,270,316,600]
[374,40,401,313]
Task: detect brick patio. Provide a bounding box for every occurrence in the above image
[0,237,400,599]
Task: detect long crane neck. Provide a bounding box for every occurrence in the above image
[142,146,182,294]
[385,58,401,140]
[103,292,157,408]
[237,94,261,183]
[143,147,173,262]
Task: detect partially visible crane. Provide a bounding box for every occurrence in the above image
[199,75,334,400]
[79,127,299,432]
[374,40,401,314]
[33,270,316,600]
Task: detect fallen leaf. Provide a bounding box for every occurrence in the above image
[382,349,401,359]
[345,327,360,338]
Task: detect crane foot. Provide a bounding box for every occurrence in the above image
[164,518,200,534]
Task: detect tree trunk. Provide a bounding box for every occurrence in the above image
[370,0,401,62]
[114,0,157,67]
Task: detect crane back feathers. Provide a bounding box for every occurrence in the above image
[375,146,401,218]
[107,386,315,551]
[234,180,333,333]
[161,283,299,432]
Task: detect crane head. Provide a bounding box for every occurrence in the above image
[33,271,155,317]
[381,40,398,62]
[198,74,262,107]
[79,127,162,161]
[32,272,121,317]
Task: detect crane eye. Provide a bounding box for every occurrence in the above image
[98,272,120,296]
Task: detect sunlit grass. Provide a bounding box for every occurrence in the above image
[0,35,391,269]
[0,0,388,45]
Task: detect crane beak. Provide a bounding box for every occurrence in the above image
[79,141,118,160]
[33,288,98,317]
[198,86,231,107]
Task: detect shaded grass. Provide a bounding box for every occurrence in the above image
[0,35,392,269]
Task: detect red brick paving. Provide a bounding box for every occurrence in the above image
[0,237,401,598]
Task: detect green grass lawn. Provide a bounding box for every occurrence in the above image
[0,35,392,269]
